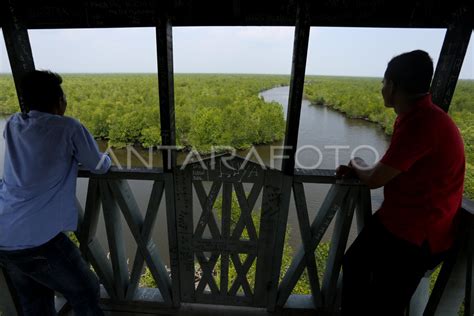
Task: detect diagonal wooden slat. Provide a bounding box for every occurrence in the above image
[293,182,322,308]
[195,252,220,295]
[108,179,173,305]
[276,184,350,307]
[126,180,165,300]
[228,253,256,298]
[100,180,129,299]
[194,181,222,239]
[75,197,84,237]
[232,182,259,241]
[321,187,358,309]
[85,237,116,298]
[79,179,101,251]
[424,243,465,315]
[76,186,116,298]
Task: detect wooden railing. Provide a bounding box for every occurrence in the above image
[276,168,371,313]
[1,155,473,315]
[75,169,177,308]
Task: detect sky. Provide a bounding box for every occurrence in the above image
[0,27,473,78]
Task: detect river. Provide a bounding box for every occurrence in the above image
[0,86,390,267]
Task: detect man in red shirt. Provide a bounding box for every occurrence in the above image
[338,50,465,315]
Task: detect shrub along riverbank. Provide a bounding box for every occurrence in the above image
[0,74,288,152]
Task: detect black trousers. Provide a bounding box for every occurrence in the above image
[341,214,449,316]
[0,233,104,316]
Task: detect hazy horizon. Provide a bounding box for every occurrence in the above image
[1,27,473,79]
[1,72,474,81]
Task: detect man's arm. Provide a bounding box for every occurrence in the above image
[348,157,401,189]
[72,122,111,174]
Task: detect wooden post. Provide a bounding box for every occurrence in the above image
[0,1,33,312]
[1,0,35,115]
[164,172,182,308]
[156,11,181,307]
[281,0,311,175]
[156,13,177,171]
[430,7,471,113]
[266,172,292,311]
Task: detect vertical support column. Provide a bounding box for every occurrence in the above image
[281,0,311,175]
[430,7,471,113]
[1,0,35,115]
[156,10,180,307]
[0,2,32,313]
[266,173,292,311]
[165,171,182,308]
[156,13,177,171]
[267,0,310,310]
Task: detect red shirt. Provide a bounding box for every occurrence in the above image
[377,94,465,254]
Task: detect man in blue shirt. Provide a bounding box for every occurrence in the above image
[0,70,111,315]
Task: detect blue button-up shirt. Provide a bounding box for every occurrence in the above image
[0,110,111,250]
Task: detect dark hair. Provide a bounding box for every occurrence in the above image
[384,50,433,95]
[21,70,64,113]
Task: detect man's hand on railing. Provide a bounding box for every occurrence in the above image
[335,165,358,179]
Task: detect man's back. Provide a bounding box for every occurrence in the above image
[378,95,465,253]
[0,110,111,250]
[0,70,108,315]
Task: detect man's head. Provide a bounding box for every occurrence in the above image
[21,70,67,115]
[382,50,433,109]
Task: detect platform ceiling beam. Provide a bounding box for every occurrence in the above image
[281,0,311,175]
[6,1,474,29]
[1,0,35,116]
[431,7,472,113]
